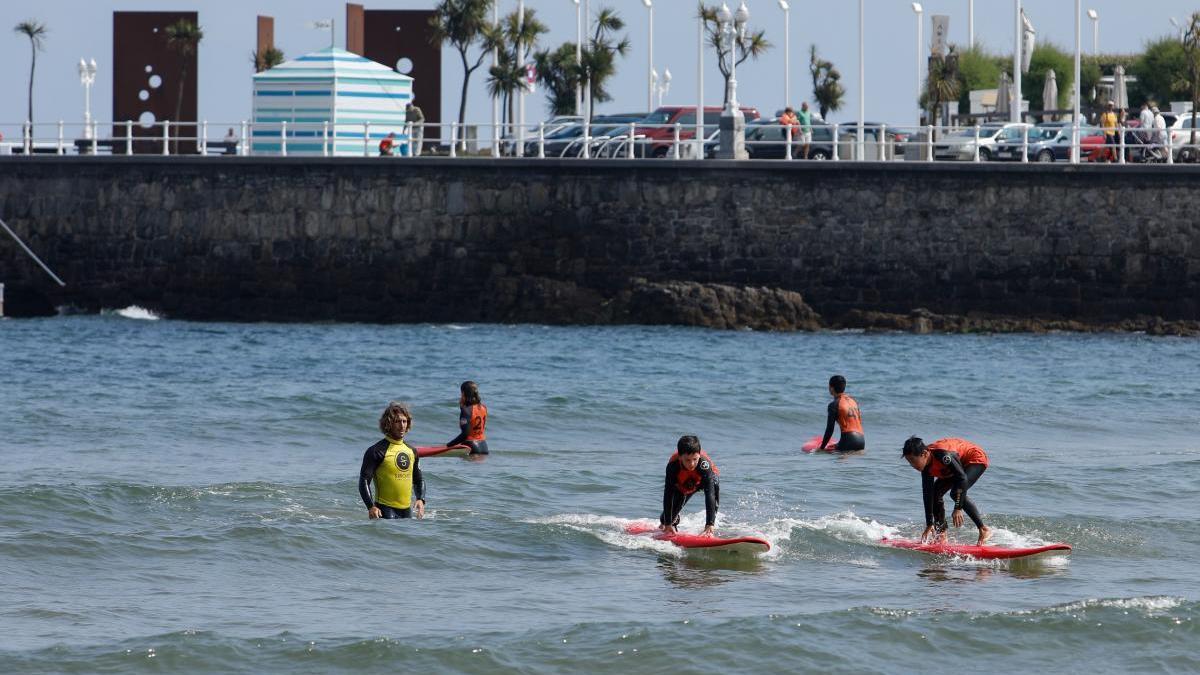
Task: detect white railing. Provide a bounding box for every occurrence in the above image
[0,119,1196,165]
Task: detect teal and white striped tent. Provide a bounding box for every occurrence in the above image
[251,47,413,156]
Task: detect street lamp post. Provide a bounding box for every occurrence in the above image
[858,0,865,161]
[968,0,974,46]
[643,0,654,113]
[1013,0,1022,123]
[1073,0,1081,163]
[573,0,581,116]
[779,0,789,108]
[1087,9,1098,54]
[493,2,500,155]
[517,0,526,157]
[913,3,923,123]
[717,2,749,159]
[696,3,704,157]
[78,58,97,140]
[657,67,672,107]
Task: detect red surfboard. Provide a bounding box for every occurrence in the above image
[416,445,471,458]
[624,522,771,554]
[801,435,836,453]
[881,538,1072,560]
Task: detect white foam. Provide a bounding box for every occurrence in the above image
[797,511,901,544]
[528,513,683,557]
[1048,596,1185,614]
[111,305,161,321]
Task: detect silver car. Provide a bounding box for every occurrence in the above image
[933,123,1021,161]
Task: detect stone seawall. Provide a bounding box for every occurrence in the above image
[0,157,1197,324]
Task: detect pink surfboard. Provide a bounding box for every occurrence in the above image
[624,522,771,554]
[801,435,836,453]
[881,537,1072,560]
[416,445,472,458]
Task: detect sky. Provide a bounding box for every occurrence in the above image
[1,0,1196,141]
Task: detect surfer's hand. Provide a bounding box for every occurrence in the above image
[701,525,715,536]
[920,525,935,542]
[414,500,425,519]
[368,506,382,519]
[661,524,677,534]
[952,509,964,528]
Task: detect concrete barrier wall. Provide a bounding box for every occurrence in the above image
[0,157,1197,321]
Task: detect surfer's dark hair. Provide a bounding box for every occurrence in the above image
[677,435,702,455]
[380,401,413,438]
[902,436,927,457]
[460,381,481,406]
[829,375,847,393]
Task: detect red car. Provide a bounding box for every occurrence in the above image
[634,105,761,158]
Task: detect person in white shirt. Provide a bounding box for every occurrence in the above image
[1152,106,1167,147]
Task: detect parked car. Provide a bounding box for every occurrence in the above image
[993,122,1105,162]
[740,119,835,159]
[1169,112,1200,161]
[635,105,761,157]
[502,115,581,156]
[933,122,1014,161]
[522,114,644,157]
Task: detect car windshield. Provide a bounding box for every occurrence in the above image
[638,111,673,125]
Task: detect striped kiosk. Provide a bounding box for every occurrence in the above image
[251,47,413,157]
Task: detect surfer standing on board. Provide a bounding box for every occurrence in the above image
[660,436,720,536]
[901,437,992,545]
[446,381,488,459]
[819,375,866,451]
[358,401,426,519]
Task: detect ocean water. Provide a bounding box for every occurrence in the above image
[1,315,1197,674]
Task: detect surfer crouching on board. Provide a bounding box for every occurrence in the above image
[660,435,719,536]
[359,401,426,519]
[902,437,992,545]
[446,381,489,459]
[819,375,865,451]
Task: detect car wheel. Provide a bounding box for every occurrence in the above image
[653,147,668,159]
[1037,150,1054,163]
[810,149,829,160]
[978,148,992,161]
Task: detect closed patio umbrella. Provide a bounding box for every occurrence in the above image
[995,71,1012,118]
[1113,65,1129,112]
[1042,69,1058,122]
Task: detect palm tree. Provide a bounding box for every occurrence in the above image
[430,0,502,133]
[166,19,204,153]
[486,8,548,134]
[533,42,584,116]
[809,45,844,120]
[13,20,48,139]
[251,47,285,73]
[924,47,961,134]
[1183,13,1200,160]
[579,7,630,120]
[700,4,771,108]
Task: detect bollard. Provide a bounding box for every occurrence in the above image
[672,123,681,159]
[832,124,840,161]
[281,121,288,156]
[162,120,170,155]
[1021,125,1029,163]
[973,125,981,162]
[538,122,545,158]
[126,120,133,155]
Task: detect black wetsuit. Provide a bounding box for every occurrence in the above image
[660,457,720,528]
[923,450,986,531]
[358,439,426,519]
[821,399,865,451]
[447,405,489,455]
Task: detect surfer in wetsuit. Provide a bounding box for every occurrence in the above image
[660,435,719,536]
[359,401,426,519]
[446,381,488,459]
[901,436,992,545]
[819,375,865,451]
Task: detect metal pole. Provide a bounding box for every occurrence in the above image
[647,2,654,113]
[1093,16,1098,54]
[57,121,63,155]
[0,217,67,287]
[1013,0,1022,123]
[323,121,329,157]
[575,0,582,116]
[697,7,704,158]
[673,123,681,159]
[282,121,289,157]
[126,120,133,155]
[241,120,249,156]
[538,122,545,158]
[1073,0,1081,163]
[493,1,500,156]
[784,2,790,107]
[968,0,974,46]
[518,0,526,157]
[857,0,865,161]
[162,120,170,156]
[201,120,208,155]
[585,0,592,121]
[91,121,97,154]
[916,8,923,123]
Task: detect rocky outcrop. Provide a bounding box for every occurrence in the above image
[834,308,1200,337]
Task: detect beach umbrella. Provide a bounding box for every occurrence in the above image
[995,71,1011,117]
[1113,65,1128,111]
[1042,69,1058,122]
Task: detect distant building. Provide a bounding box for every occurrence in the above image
[251,47,412,156]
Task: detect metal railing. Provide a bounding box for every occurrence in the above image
[1,119,1197,165]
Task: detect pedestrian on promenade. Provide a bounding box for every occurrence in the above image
[779,106,800,158]
[798,102,814,159]
[1100,101,1119,162]
[379,132,396,157]
[406,101,425,156]
[1153,106,1168,152]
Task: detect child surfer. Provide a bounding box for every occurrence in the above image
[660,435,719,536]
[901,436,992,545]
[818,375,865,451]
[446,381,488,459]
[358,401,426,519]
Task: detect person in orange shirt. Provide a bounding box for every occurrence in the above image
[660,435,719,535]
[819,375,865,451]
[779,106,801,158]
[901,436,992,545]
[446,380,488,458]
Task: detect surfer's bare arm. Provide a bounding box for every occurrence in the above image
[820,400,837,449]
[446,405,471,447]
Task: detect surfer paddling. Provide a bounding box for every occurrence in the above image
[358,401,426,520]
[818,375,865,451]
[446,381,489,459]
[901,437,992,545]
[660,436,719,536]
